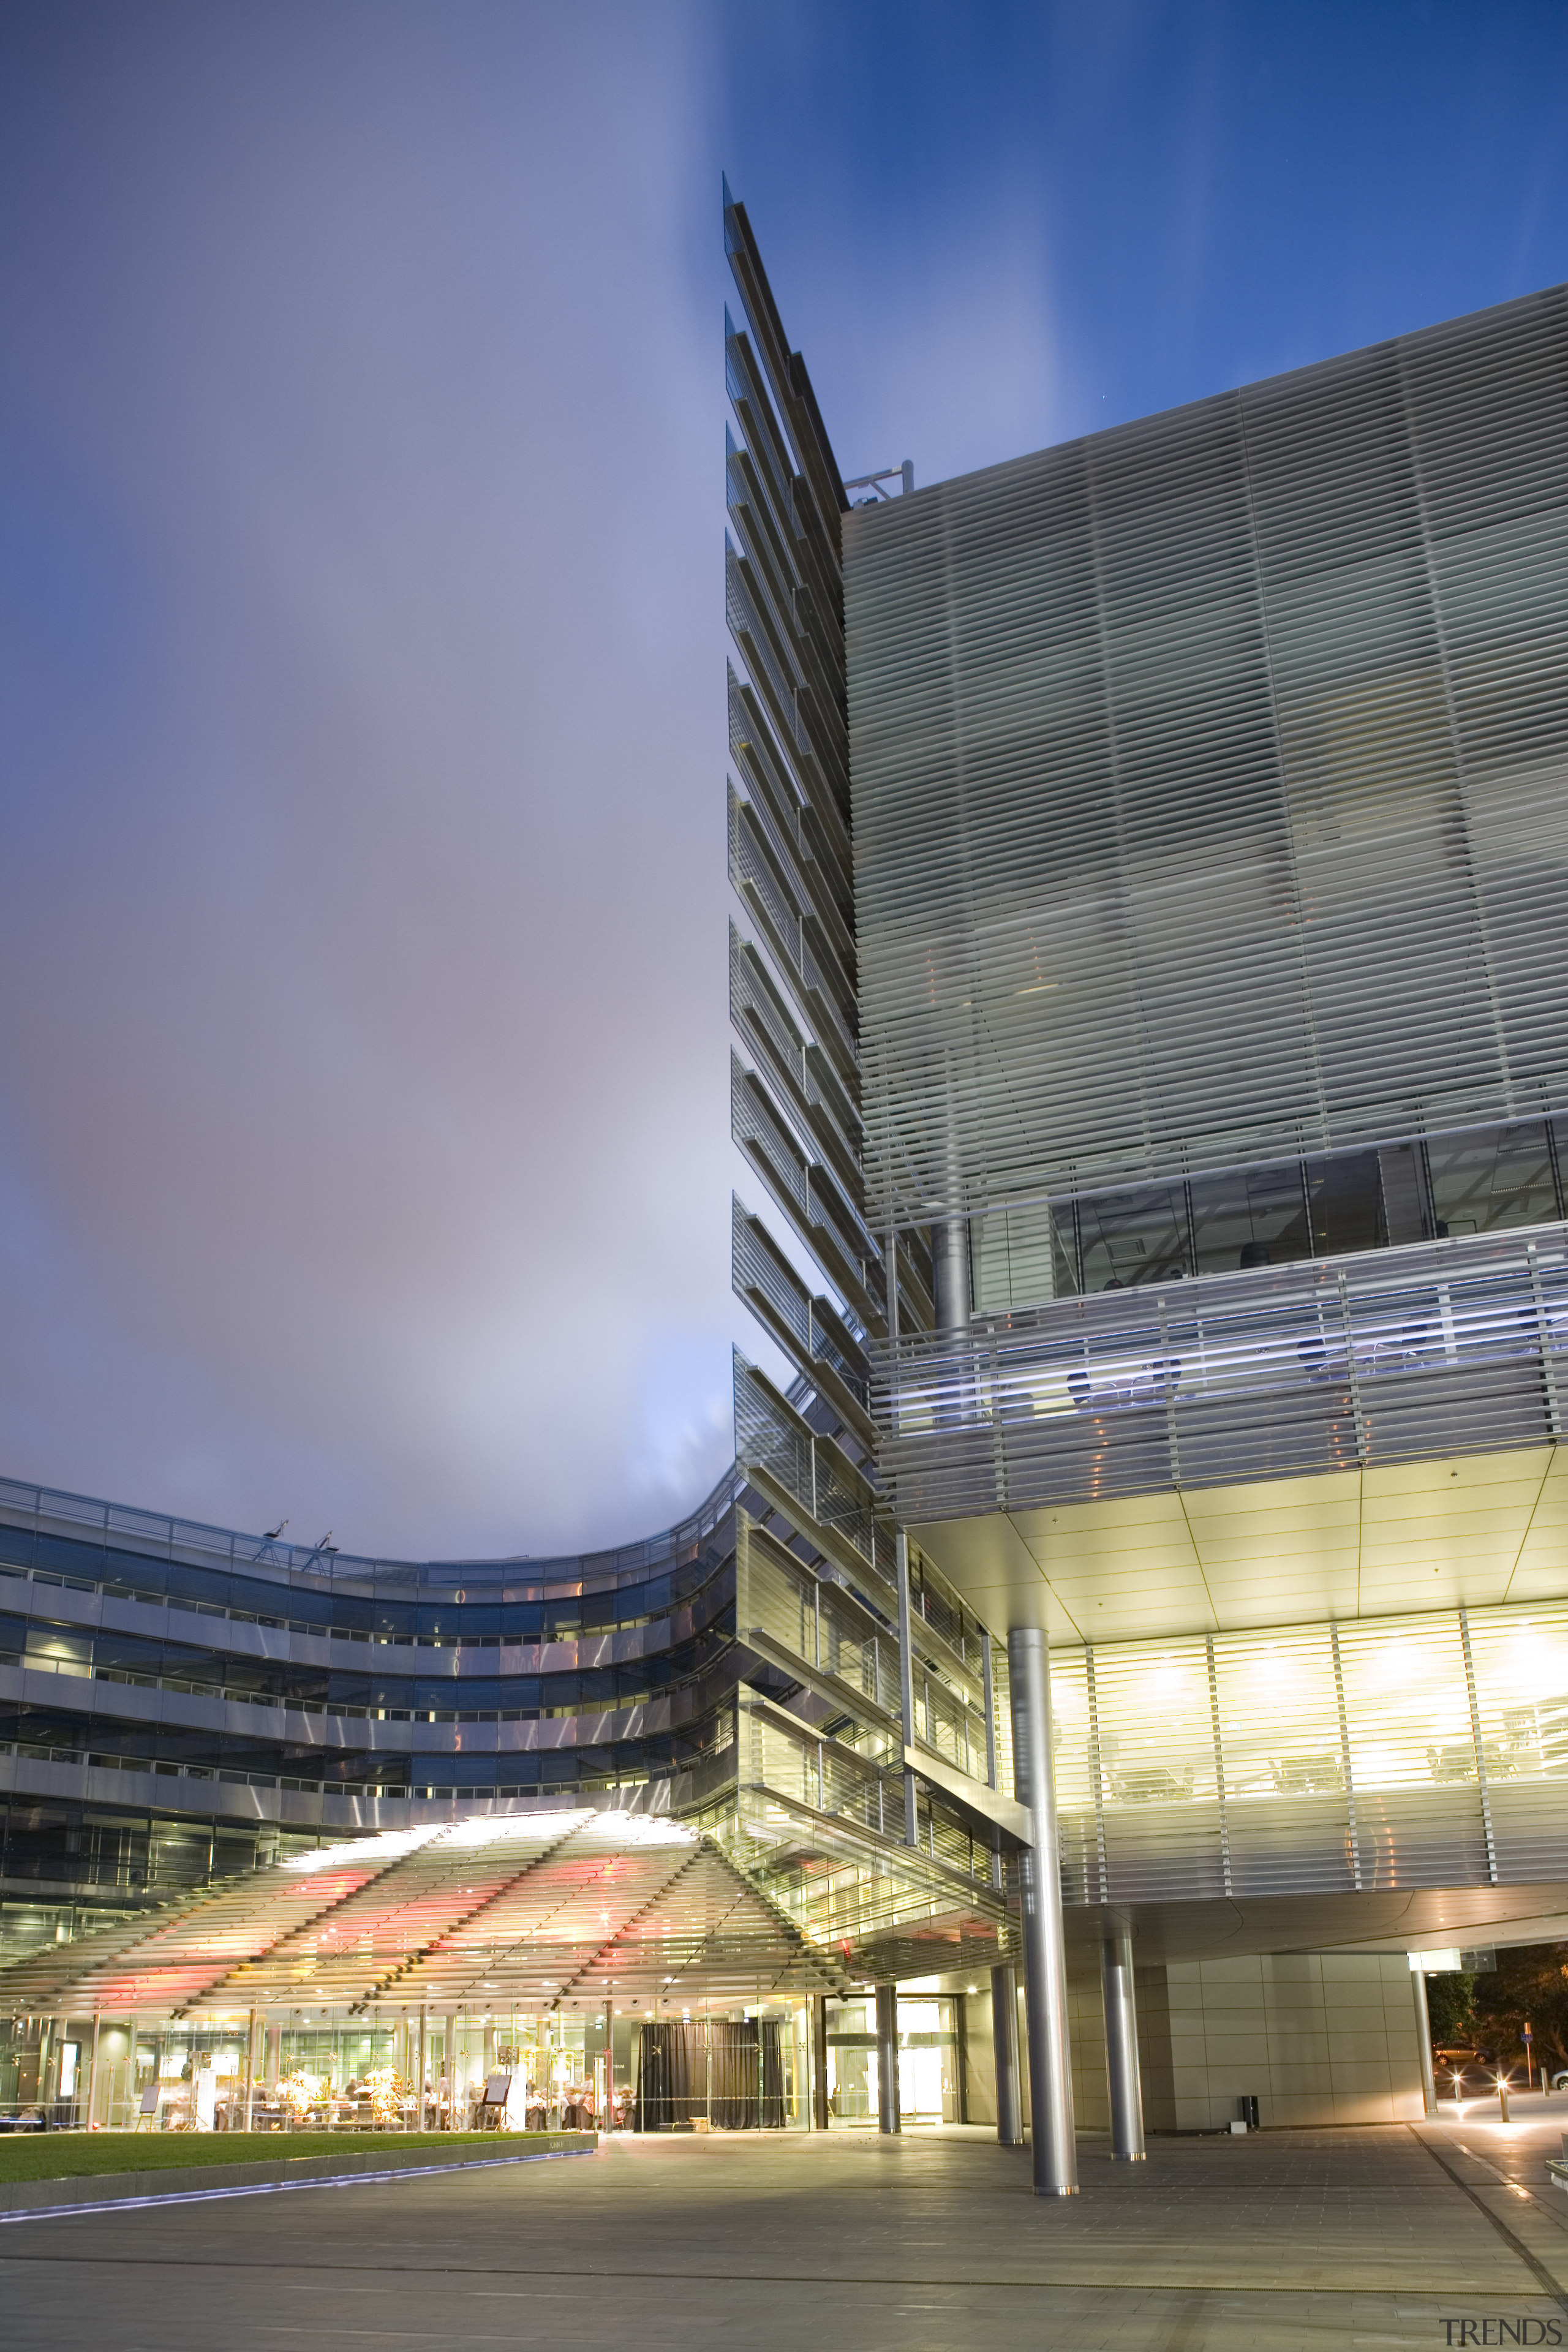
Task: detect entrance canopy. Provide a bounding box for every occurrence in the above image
[0,1811,850,2026]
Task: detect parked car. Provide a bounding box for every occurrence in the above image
[1434,2046,1494,2093]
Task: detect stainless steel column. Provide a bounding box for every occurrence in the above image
[1008,1625,1078,2195]
[445,2011,458,2127]
[875,1984,900,2135]
[991,1964,1022,2144]
[931,1215,971,1330]
[894,1532,919,1845]
[1411,1967,1438,2117]
[85,2014,103,2132]
[812,1994,829,2130]
[1101,1923,1145,2160]
[243,2009,258,2131]
[417,2007,428,2129]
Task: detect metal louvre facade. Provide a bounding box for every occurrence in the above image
[1048,1597,1568,1907]
[844,285,1568,1237]
[878,1223,1566,1523]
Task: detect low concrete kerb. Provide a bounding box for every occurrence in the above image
[0,2132,598,2220]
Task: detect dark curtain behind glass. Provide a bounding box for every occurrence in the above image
[635,2022,702,2130]
[636,2020,786,2129]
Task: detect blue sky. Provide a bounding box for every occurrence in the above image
[1,1,1565,1559]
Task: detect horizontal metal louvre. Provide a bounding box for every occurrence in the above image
[732,1056,884,1325]
[736,1515,902,1725]
[1049,1597,1561,1905]
[845,284,1568,1237]
[733,1353,891,1586]
[876,1223,1567,1521]
[732,1196,870,1410]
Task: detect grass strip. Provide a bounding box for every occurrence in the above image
[0,2131,554,2185]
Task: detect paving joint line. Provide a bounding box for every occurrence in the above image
[0,2255,1551,2299]
[1408,2124,1568,2315]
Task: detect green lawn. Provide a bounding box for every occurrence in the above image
[0,2130,566,2185]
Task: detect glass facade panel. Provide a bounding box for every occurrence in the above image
[1466,1604,1568,1779]
[1190,1161,1311,1275]
[1428,1121,1559,1237]
[1210,1630,1343,1801]
[1091,1639,1215,1805]
[1335,1617,1471,1792]
[1077,1185,1188,1292]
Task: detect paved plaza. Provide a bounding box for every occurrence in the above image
[4,2107,1568,2351]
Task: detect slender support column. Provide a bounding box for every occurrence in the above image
[85,2014,103,2131]
[265,2018,282,2088]
[126,2013,140,2130]
[243,2008,258,2131]
[604,2000,616,2129]
[954,1992,970,2123]
[894,1532,919,1845]
[1008,1626,1078,2195]
[1101,1923,1146,2160]
[417,2007,428,2130]
[875,1984,901,2135]
[991,1964,1022,2144]
[932,1215,971,1331]
[1411,1967,1438,2117]
[812,1994,829,2130]
[445,2011,458,2128]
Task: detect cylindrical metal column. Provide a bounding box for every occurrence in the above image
[126,2013,140,2130]
[875,1984,900,2135]
[812,1994,830,2130]
[84,2015,102,2130]
[991,1964,1022,2144]
[1411,1967,1438,2117]
[265,2018,282,2087]
[603,2000,616,2128]
[932,1215,971,1332]
[243,2009,258,2131]
[1101,1923,1145,2160]
[445,2011,458,2128]
[417,2007,428,2129]
[1008,1626,1079,2195]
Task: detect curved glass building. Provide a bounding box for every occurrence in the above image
[6,194,1568,2159]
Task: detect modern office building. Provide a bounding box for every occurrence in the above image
[4,194,1568,2176]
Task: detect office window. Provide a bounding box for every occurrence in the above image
[1427,1120,1559,1236]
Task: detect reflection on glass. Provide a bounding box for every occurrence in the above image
[1092,1640,1214,1804]
[823,1997,960,2125]
[1078,1185,1189,1291]
[1336,1618,1471,1790]
[1428,1122,1559,1238]
[1304,1150,1382,1258]
[999,1113,1564,1314]
[1210,1632,1342,1800]
[1189,1161,1311,1275]
[1466,1605,1568,1780]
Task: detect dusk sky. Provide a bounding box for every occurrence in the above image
[3,1,1566,1563]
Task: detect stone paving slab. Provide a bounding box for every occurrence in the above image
[0,2125,1564,2351]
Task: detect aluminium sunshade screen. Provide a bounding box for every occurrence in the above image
[845,284,1568,1242]
[0,1814,846,2019]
